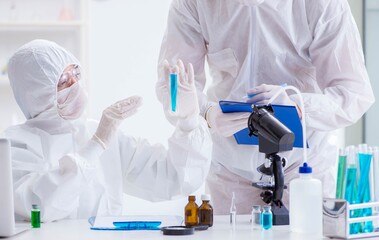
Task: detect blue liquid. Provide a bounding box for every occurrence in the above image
[170,73,177,112]
[336,155,347,199]
[356,154,373,233]
[261,212,272,230]
[113,221,161,230]
[345,167,358,234]
[345,167,357,204]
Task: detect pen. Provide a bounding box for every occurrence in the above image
[242,83,288,100]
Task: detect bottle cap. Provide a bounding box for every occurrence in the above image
[32,204,40,209]
[299,162,312,174]
[263,205,271,210]
[252,205,260,211]
[188,195,196,201]
[201,194,211,201]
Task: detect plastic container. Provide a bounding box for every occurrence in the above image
[289,162,322,237]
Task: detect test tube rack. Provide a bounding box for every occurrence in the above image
[323,198,379,239]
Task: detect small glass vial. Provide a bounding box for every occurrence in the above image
[31,204,41,228]
[261,205,272,230]
[251,205,261,229]
[185,195,199,226]
[199,194,213,227]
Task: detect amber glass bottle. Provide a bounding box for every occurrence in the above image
[199,194,213,226]
[184,195,199,226]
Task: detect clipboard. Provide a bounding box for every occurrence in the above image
[219,100,306,148]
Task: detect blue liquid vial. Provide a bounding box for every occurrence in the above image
[261,206,272,230]
[170,73,178,112]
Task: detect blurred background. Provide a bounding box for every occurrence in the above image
[0,0,378,216]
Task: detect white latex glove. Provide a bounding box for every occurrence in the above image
[93,96,143,149]
[157,59,200,131]
[205,105,250,137]
[246,84,295,106]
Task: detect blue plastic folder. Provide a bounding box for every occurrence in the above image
[219,101,306,148]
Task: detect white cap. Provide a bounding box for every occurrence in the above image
[201,194,211,201]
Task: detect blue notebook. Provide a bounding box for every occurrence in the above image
[219,101,306,148]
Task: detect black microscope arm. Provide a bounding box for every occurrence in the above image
[268,153,285,207]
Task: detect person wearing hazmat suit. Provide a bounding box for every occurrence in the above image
[2,39,212,222]
[157,0,375,214]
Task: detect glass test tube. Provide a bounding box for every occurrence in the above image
[170,69,177,112]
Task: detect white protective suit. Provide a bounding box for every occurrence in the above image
[2,39,212,222]
[157,0,375,213]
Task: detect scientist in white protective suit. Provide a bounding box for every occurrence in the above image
[157,0,375,214]
[2,39,212,222]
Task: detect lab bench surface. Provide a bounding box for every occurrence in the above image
[5,215,365,240]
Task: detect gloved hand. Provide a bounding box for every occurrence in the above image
[93,96,143,149]
[246,84,295,106]
[205,105,250,137]
[156,59,200,131]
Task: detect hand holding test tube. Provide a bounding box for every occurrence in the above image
[157,59,200,130]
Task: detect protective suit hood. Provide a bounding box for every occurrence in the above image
[235,0,265,6]
[8,39,80,121]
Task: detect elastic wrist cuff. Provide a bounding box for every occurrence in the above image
[91,134,107,150]
[204,105,215,128]
[79,138,105,160]
[176,116,200,132]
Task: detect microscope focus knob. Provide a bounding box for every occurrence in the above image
[282,157,287,168]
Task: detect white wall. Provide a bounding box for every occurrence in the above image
[88,0,205,215]
[345,0,364,146]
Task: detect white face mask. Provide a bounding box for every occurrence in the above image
[57,82,87,120]
[235,0,265,6]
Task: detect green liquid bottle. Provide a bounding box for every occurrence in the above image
[31,204,40,228]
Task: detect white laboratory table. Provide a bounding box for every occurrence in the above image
[3,215,342,240]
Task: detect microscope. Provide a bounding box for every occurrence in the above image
[247,104,295,225]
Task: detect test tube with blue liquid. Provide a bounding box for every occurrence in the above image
[344,146,358,234]
[345,146,357,203]
[170,69,178,112]
[356,144,373,233]
[372,147,379,215]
